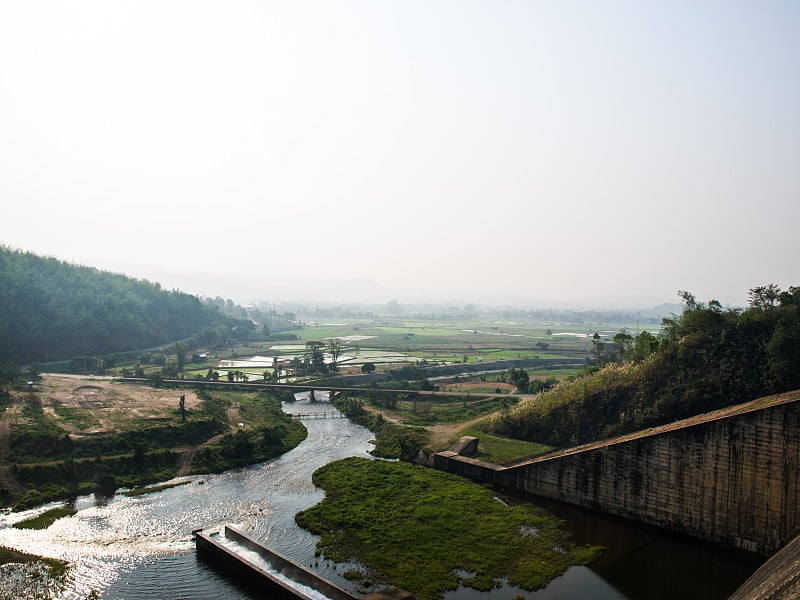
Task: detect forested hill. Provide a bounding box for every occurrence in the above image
[490,286,800,448]
[0,247,230,364]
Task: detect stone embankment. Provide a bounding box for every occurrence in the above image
[435,391,800,599]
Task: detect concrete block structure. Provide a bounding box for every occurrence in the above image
[435,392,800,556]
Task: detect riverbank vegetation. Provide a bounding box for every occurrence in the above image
[2,380,306,510]
[122,480,192,497]
[187,390,307,473]
[333,395,429,461]
[0,545,69,578]
[296,457,600,600]
[490,286,800,447]
[12,507,77,530]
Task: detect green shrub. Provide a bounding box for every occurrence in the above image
[13,507,77,530]
[296,457,600,600]
[333,396,429,460]
[490,292,800,447]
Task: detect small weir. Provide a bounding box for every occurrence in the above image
[195,524,359,600]
[291,412,348,420]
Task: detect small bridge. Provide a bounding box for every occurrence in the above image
[290,412,348,420]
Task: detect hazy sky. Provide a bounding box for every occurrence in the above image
[2,1,798,308]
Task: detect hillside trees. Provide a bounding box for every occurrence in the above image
[499,367,530,392]
[0,246,235,364]
[491,285,800,447]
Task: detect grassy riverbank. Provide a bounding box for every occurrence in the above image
[12,507,77,530]
[296,457,601,600]
[2,378,307,510]
[0,545,69,578]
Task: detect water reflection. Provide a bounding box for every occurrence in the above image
[445,566,626,600]
[500,492,765,600]
[0,394,376,599]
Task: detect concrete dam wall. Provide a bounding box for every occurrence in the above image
[435,392,800,556]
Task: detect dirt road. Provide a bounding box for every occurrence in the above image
[0,375,244,501]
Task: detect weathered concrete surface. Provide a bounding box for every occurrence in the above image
[197,525,420,600]
[729,532,800,600]
[448,436,479,456]
[435,391,800,556]
[196,525,359,600]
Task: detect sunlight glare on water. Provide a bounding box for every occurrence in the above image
[0,391,763,600]
[0,394,376,599]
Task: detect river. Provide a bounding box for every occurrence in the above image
[0,394,763,600]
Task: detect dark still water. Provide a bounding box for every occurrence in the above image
[0,395,764,600]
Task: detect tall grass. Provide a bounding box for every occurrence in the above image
[296,457,600,600]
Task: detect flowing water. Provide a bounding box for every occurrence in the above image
[0,394,763,600]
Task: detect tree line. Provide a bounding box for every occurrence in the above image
[0,246,248,365]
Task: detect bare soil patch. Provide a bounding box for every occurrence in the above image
[361,402,495,451]
[426,413,494,450]
[34,375,203,437]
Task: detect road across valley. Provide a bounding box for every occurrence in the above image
[116,377,535,399]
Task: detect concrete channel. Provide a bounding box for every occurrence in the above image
[195,524,358,600]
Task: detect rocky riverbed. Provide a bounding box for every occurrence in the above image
[0,562,66,600]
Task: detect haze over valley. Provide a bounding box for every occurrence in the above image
[2,1,797,310]
[1,2,799,600]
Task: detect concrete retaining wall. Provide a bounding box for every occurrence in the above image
[195,525,358,600]
[436,393,800,556]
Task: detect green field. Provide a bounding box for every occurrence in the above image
[458,426,554,465]
[107,313,654,390]
[95,314,659,466]
[12,507,77,530]
[296,457,600,600]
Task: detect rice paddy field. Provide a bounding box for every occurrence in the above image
[163,312,665,462]
[198,315,660,384]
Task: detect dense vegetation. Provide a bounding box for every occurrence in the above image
[7,387,306,510]
[13,507,77,530]
[0,246,246,365]
[187,390,307,473]
[295,457,599,600]
[490,286,800,447]
[12,449,183,510]
[0,361,20,411]
[333,395,429,461]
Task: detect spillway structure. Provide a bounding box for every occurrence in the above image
[195,524,359,600]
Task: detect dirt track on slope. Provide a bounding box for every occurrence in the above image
[0,375,242,500]
[361,403,497,451]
